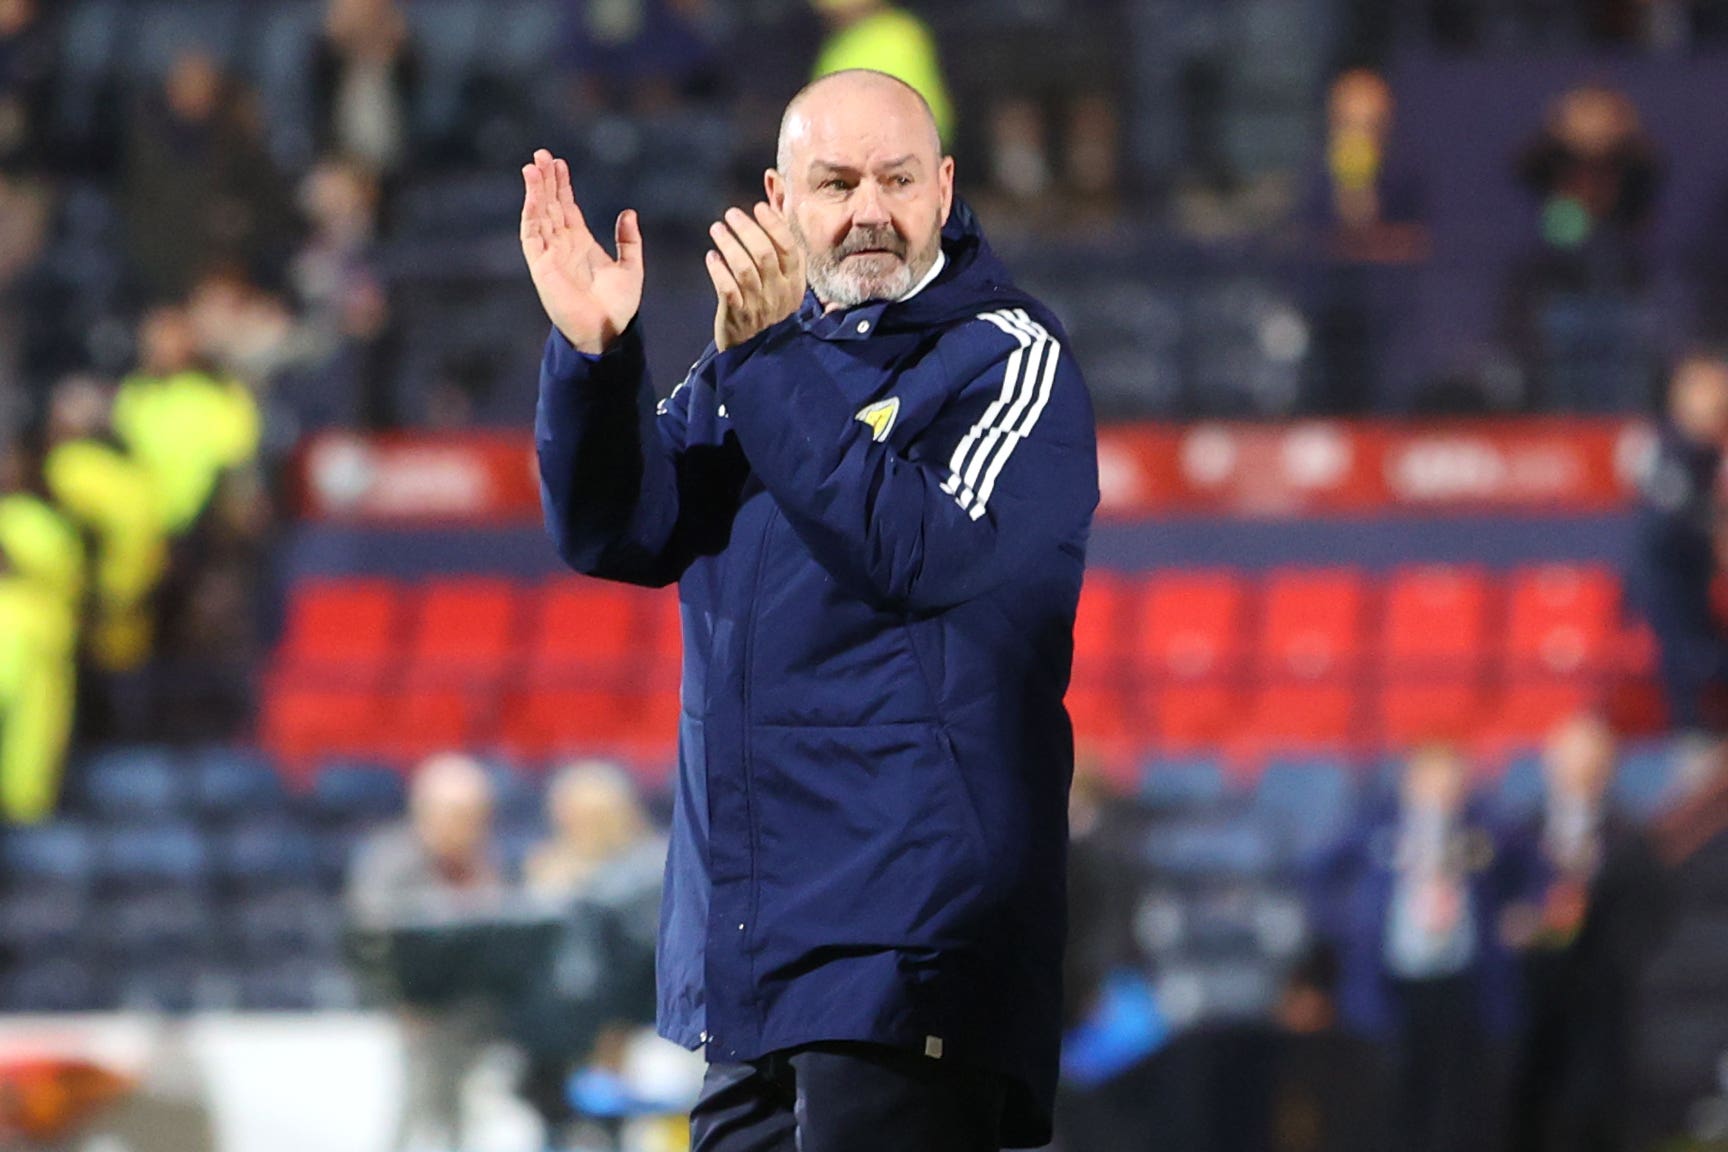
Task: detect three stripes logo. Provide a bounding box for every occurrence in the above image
[941,308,1060,522]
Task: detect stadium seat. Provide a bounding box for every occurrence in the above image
[1140,756,1230,813]
[498,686,645,761]
[309,762,408,827]
[377,685,489,761]
[188,747,286,823]
[402,578,521,684]
[275,579,402,684]
[1134,570,1247,681]
[1065,683,1146,785]
[1504,565,1621,676]
[526,578,653,682]
[214,821,322,891]
[96,889,219,961]
[1495,753,1547,821]
[227,887,341,963]
[0,889,88,956]
[2,823,97,887]
[101,824,210,888]
[1255,569,1369,680]
[78,746,186,824]
[1231,683,1358,761]
[1146,682,1240,754]
[1145,818,1277,881]
[1073,570,1132,684]
[1380,566,1492,676]
[1615,743,1680,819]
[1479,679,1598,752]
[1375,681,1485,748]
[1252,757,1354,864]
[260,680,388,767]
[2,959,111,1013]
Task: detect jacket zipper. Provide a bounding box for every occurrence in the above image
[735,499,779,1040]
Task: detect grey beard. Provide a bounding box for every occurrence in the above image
[796,223,942,310]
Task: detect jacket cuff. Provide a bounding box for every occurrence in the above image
[543,319,645,385]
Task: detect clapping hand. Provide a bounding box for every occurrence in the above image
[520,149,643,356]
[706,204,807,351]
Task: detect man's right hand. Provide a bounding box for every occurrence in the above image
[520,149,643,356]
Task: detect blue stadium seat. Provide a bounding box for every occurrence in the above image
[1253,758,1354,864]
[98,890,219,960]
[2,958,111,1013]
[1146,819,1277,880]
[190,747,287,823]
[215,820,321,889]
[0,889,90,956]
[4,823,97,886]
[1141,756,1229,814]
[246,0,324,168]
[309,762,408,825]
[52,0,128,142]
[101,824,210,887]
[80,746,186,823]
[238,958,343,1011]
[118,958,208,1014]
[406,0,489,142]
[228,887,341,961]
[1615,744,1679,819]
[478,0,567,75]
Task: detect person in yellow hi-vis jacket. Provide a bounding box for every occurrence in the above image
[43,377,168,673]
[0,444,86,825]
[809,0,953,146]
[112,306,261,539]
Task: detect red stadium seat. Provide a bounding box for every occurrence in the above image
[1503,565,1621,676]
[380,686,489,760]
[1072,571,1131,685]
[1477,679,1599,752]
[1134,570,1248,681]
[647,593,684,679]
[1380,567,1492,677]
[1375,681,1485,748]
[1256,569,1370,680]
[498,685,643,760]
[1145,682,1240,754]
[526,578,651,681]
[275,579,401,683]
[1230,683,1359,760]
[260,680,387,768]
[402,578,521,684]
[1065,682,1144,787]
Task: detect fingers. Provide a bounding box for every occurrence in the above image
[709,218,762,294]
[723,207,779,273]
[751,202,800,273]
[705,250,742,308]
[520,162,547,251]
[614,209,643,274]
[553,156,588,237]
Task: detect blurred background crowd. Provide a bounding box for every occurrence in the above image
[7,0,1728,1150]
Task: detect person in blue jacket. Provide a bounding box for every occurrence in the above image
[520,68,1099,1151]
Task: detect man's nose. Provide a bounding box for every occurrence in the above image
[852,181,889,226]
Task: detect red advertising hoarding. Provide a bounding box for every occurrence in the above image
[295,419,1654,525]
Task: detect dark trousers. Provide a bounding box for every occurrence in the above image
[689,1041,1005,1152]
[1388,974,1486,1152]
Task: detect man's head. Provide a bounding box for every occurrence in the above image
[548,758,648,861]
[768,69,953,311]
[1543,711,1616,807]
[1402,742,1469,816]
[1328,68,1394,142]
[137,306,199,376]
[409,753,493,868]
[1668,350,1728,444]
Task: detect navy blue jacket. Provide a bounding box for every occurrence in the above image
[535,203,1098,1146]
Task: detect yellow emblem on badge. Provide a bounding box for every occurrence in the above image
[855,397,900,443]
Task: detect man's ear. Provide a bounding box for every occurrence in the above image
[766,168,786,213]
[938,155,955,224]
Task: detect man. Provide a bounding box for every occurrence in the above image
[1500,713,1665,1152]
[809,0,953,145]
[1316,744,1512,1152]
[523,69,1098,1151]
[1631,350,1728,732]
[346,753,504,1151]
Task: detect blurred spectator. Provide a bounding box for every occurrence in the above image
[1264,943,1392,1152]
[1505,84,1663,411]
[0,0,53,174]
[808,0,952,144]
[1500,713,1667,1152]
[348,753,504,1152]
[291,156,397,428]
[1318,744,1513,1152]
[121,51,298,300]
[0,436,83,824]
[565,0,723,115]
[959,0,1123,217]
[518,760,664,1140]
[113,306,260,541]
[41,375,166,736]
[312,0,420,181]
[1630,350,1728,734]
[1638,738,1728,1142]
[1063,758,1146,1032]
[187,262,308,388]
[1301,68,1429,413]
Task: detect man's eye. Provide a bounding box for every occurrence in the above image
[822,178,850,192]
[891,175,914,187]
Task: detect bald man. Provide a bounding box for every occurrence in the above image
[524,70,1098,1151]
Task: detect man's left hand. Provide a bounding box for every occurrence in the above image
[706,203,806,351]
